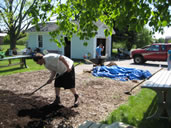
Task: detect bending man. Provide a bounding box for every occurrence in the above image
[33,53,79,106]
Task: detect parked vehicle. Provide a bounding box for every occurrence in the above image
[116,48,130,59]
[130,43,171,64]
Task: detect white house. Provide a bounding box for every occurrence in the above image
[0,33,7,45]
[26,21,115,59]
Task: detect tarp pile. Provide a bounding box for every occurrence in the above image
[92,65,152,81]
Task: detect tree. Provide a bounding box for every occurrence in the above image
[31,0,170,46]
[112,26,137,51]
[0,0,41,50]
[135,27,153,48]
[158,38,165,43]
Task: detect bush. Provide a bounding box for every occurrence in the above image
[0,51,5,58]
[3,35,10,44]
[16,39,27,45]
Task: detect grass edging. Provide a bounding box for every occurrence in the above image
[102,88,160,127]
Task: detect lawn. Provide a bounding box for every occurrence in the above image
[0,44,25,53]
[0,44,82,76]
[1,45,170,128]
[0,58,46,76]
[102,89,171,128]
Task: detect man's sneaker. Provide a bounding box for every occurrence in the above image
[52,96,61,105]
[74,94,79,107]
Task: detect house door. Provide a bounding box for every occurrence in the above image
[64,37,71,58]
[97,38,106,56]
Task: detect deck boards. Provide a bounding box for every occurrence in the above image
[142,70,171,89]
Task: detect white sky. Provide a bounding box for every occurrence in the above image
[153,27,171,39]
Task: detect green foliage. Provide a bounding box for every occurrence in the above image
[29,0,170,47]
[168,40,171,43]
[16,35,28,45]
[135,27,153,48]
[3,35,10,45]
[102,89,168,128]
[113,27,153,50]
[157,38,165,43]
[1,45,25,53]
[112,41,127,49]
[0,0,40,49]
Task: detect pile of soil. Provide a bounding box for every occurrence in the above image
[0,70,140,128]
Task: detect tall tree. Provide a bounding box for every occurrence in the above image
[136,27,153,48]
[0,0,40,50]
[33,0,170,46]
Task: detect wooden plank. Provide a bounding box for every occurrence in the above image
[89,122,103,128]
[99,124,108,128]
[142,70,163,88]
[157,70,169,88]
[152,70,166,88]
[142,70,167,89]
[78,121,94,128]
[164,71,171,88]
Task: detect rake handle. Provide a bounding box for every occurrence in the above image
[128,67,163,92]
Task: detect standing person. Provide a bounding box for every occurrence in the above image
[167,47,171,70]
[33,53,79,107]
[96,43,104,66]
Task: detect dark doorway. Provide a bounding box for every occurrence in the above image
[97,38,106,56]
[64,37,71,58]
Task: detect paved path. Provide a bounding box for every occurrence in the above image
[75,59,168,75]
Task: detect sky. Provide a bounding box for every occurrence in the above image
[153,27,171,39]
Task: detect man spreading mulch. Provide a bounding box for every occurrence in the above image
[0,69,139,128]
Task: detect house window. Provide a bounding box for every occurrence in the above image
[38,35,43,48]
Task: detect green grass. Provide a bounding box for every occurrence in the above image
[0,44,83,76]
[0,44,26,52]
[0,58,83,76]
[102,89,171,128]
[0,59,46,76]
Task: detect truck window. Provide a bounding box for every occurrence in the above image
[148,45,159,51]
[161,45,166,51]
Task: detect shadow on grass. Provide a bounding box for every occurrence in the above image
[138,95,171,128]
[0,90,79,128]
[0,67,24,73]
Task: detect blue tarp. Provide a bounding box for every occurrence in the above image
[92,65,152,81]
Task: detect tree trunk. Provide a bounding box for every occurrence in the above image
[9,34,17,50]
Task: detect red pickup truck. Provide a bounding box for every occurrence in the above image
[130,43,171,64]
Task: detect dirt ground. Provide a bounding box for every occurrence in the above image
[0,69,140,128]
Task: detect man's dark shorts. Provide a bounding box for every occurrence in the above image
[54,66,75,89]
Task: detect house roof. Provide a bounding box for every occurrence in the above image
[27,20,115,34]
[0,33,7,37]
[27,22,58,32]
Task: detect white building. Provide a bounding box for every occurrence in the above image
[26,21,115,59]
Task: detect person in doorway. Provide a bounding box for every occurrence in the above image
[96,43,104,66]
[167,47,171,70]
[33,53,79,107]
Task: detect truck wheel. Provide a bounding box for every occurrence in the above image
[133,56,144,64]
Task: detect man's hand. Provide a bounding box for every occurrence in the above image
[67,67,72,72]
[46,79,53,84]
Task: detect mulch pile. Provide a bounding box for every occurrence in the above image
[0,70,140,128]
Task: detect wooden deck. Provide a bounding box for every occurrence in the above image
[141,69,171,119]
[78,121,108,128]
